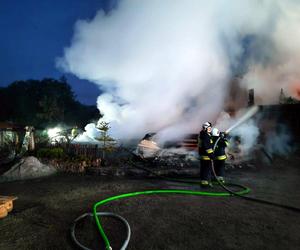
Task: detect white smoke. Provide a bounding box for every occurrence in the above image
[74,123,101,143]
[214,111,232,132]
[230,119,260,153]
[265,125,293,156]
[214,109,259,155]
[57,0,300,141]
[241,1,300,103]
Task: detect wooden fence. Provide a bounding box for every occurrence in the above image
[48,143,104,159]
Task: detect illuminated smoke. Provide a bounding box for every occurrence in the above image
[214,110,259,155]
[230,119,260,153]
[75,123,101,143]
[241,1,300,103]
[57,0,300,141]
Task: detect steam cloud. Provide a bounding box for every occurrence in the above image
[57,0,300,140]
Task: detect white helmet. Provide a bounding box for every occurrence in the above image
[202,122,212,130]
[212,128,220,136]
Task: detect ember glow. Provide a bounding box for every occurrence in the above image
[291,84,300,99]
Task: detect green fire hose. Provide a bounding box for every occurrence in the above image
[71,172,250,250]
[90,138,300,250]
[71,148,300,250]
[92,183,250,250]
[71,149,300,249]
[71,107,300,249]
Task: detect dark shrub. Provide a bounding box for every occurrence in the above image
[37,147,65,159]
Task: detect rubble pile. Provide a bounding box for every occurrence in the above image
[0,156,56,182]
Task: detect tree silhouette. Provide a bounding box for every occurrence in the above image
[96,121,116,160]
[0,78,100,128]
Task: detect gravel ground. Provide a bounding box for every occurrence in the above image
[0,155,300,250]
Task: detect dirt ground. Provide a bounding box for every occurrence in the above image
[1,155,300,250]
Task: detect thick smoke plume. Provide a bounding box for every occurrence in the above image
[215,109,260,156]
[241,1,300,103]
[57,0,300,141]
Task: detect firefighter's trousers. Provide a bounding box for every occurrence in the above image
[200,159,212,181]
[213,159,225,177]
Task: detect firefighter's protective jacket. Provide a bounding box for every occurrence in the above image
[212,136,229,160]
[198,130,214,160]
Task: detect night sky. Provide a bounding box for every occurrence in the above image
[0,0,116,105]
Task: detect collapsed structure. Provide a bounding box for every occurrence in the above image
[135,83,300,165]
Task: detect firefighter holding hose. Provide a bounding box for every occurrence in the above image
[211,128,229,184]
[198,122,214,187]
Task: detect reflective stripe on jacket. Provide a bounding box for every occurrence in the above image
[212,136,229,161]
[198,130,213,160]
[216,155,227,160]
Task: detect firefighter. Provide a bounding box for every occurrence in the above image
[198,122,214,187]
[211,128,229,184]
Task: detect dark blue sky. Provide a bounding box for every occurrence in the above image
[0,0,117,105]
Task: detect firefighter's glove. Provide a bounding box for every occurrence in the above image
[220,132,226,138]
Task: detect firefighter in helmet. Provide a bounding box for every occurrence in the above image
[211,128,229,184]
[198,122,214,186]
